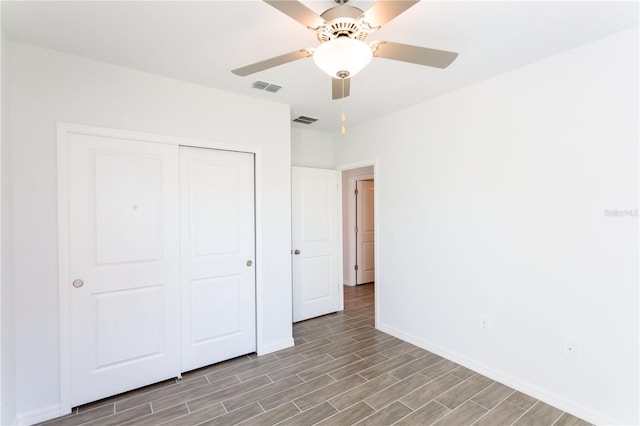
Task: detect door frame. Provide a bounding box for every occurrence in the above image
[57,122,264,414]
[336,160,379,324]
[345,173,374,286]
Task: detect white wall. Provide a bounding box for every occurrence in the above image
[333,27,639,425]
[9,42,293,422]
[1,25,17,426]
[291,127,333,168]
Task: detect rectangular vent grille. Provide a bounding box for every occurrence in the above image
[293,116,318,125]
[252,81,282,93]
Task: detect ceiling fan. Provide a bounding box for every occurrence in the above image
[232,0,458,100]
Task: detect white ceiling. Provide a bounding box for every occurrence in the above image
[2,1,638,133]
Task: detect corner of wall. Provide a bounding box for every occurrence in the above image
[1,21,18,426]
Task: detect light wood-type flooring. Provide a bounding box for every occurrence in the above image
[41,284,591,426]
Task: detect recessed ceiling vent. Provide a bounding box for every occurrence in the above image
[293,116,319,125]
[252,81,282,93]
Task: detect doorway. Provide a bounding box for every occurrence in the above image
[341,166,375,287]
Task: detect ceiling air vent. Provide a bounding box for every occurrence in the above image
[252,81,282,93]
[293,116,318,125]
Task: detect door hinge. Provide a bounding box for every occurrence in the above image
[354,188,359,195]
[354,226,358,233]
[354,265,359,271]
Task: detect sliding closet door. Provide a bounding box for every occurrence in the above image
[67,134,180,407]
[180,147,256,372]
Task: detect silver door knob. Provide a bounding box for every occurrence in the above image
[246,260,253,267]
[294,249,301,255]
[72,279,84,288]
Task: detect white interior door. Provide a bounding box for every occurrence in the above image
[356,180,375,284]
[67,134,180,407]
[180,147,256,372]
[292,167,342,322]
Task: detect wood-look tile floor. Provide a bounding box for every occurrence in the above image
[42,284,592,426]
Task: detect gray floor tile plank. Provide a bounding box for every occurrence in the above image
[236,354,307,382]
[507,391,538,410]
[471,381,516,410]
[168,375,270,413]
[355,401,413,426]
[381,341,421,358]
[315,401,375,426]
[159,403,226,426]
[120,403,190,426]
[222,375,304,412]
[449,365,477,380]
[390,352,443,380]
[39,404,115,426]
[433,400,488,426]
[553,412,593,426]
[473,400,526,426]
[365,373,433,410]
[237,402,301,426]
[329,373,399,411]
[293,374,368,412]
[181,355,253,381]
[514,401,564,426]
[395,400,451,426]
[298,354,361,382]
[358,353,417,381]
[197,402,264,426]
[326,337,381,359]
[267,353,334,382]
[328,353,390,381]
[82,404,152,426]
[115,376,208,412]
[276,401,337,426]
[258,374,336,412]
[202,354,281,384]
[400,373,464,410]
[354,337,404,359]
[420,359,460,379]
[435,374,494,410]
[272,338,333,360]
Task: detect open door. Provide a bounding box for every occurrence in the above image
[356,180,375,284]
[292,167,342,322]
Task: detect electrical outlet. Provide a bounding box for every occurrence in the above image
[563,337,579,360]
[480,315,491,334]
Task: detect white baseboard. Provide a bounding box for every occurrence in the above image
[16,403,65,426]
[377,322,622,426]
[257,337,294,356]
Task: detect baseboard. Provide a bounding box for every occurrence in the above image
[377,322,623,426]
[257,337,294,356]
[16,403,65,426]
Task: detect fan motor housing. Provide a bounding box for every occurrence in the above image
[317,5,368,42]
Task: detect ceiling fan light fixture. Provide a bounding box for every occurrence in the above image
[313,37,373,79]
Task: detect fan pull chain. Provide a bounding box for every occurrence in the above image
[340,79,346,135]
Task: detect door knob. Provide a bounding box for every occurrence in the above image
[294,249,301,255]
[246,260,253,267]
[72,279,84,288]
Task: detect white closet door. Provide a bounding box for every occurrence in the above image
[68,134,180,407]
[180,147,256,372]
[292,167,342,322]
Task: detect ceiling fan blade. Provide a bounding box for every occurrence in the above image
[263,0,325,29]
[362,1,420,28]
[332,78,351,100]
[373,41,458,68]
[232,49,312,76]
